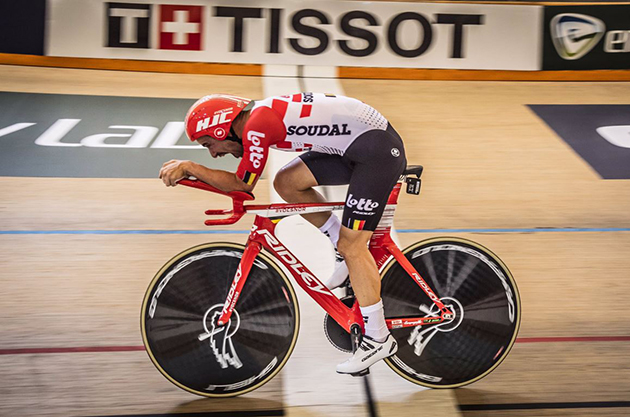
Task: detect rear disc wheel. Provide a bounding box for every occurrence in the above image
[381,237,521,388]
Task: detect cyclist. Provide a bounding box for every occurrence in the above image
[160,93,406,375]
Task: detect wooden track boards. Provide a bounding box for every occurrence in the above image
[1,65,629,417]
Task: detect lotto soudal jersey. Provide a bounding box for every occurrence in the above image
[236,93,388,186]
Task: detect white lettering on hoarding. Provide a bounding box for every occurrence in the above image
[604,30,630,53]
[0,123,36,138]
[19,120,202,149]
[596,125,630,148]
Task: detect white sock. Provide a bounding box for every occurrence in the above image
[319,213,341,249]
[324,260,349,290]
[360,299,389,343]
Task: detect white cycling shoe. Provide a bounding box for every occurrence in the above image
[324,256,349,290]
[336,334,398,375]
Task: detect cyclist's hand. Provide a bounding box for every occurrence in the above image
[159,160,190,186]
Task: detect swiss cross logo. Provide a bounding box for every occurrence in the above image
[159,5,203,50]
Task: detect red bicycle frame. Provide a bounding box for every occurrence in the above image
[178,178,453,334]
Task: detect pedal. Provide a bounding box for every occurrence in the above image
[405,177,421,195]
[350,368,370,377]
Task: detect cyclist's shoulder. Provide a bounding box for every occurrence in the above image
[244,105,286,142]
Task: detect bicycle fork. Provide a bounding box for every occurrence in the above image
[216,241,262,326]
[386,243,454,326]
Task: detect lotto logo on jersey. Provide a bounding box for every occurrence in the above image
[346,193,379,214]
[246,131,265,168]
[196,109,233,133]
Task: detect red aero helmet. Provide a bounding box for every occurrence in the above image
[185,94,252,141]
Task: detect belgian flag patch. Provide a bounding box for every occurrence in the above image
[350,219,366,231]
[242,171,257,185]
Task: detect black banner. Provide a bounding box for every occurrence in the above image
[543,5,630,70]
[0,0,46,55]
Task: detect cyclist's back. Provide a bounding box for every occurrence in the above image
[250,93,388,155]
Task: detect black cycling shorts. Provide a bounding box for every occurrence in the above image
[299,123,406,231]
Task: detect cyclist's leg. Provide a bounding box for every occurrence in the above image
[335,126,406,374]
[339,130,406,299]
[337,228,379,305]
[337,160,401,345]
[273,152,351,227]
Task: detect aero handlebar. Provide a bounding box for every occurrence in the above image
[177,179,255,226]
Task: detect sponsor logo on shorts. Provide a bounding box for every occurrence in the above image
[346,193,379,217]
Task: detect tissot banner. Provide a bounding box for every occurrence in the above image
[543,5,630,70]
[46,0,542,70]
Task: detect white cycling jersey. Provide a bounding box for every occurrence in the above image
[251,93,389,155]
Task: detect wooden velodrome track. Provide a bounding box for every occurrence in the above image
[1,64,629,417]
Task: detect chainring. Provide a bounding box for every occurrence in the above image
[323,296,355,353]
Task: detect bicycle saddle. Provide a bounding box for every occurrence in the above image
[404,165,424,178]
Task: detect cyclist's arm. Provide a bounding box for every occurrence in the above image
[235,107,286,189]
[159,159,252,192]
[185,162,253,193]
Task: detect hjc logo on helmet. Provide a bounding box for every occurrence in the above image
[196,109,233,135]
[186,94,252,141]
[346,193,379,212]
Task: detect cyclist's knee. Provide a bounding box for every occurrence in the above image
[337,230,370,258]
[336,240,354,259]
[273,170,293,199]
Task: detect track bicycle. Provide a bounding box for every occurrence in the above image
[141,166,521,397]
